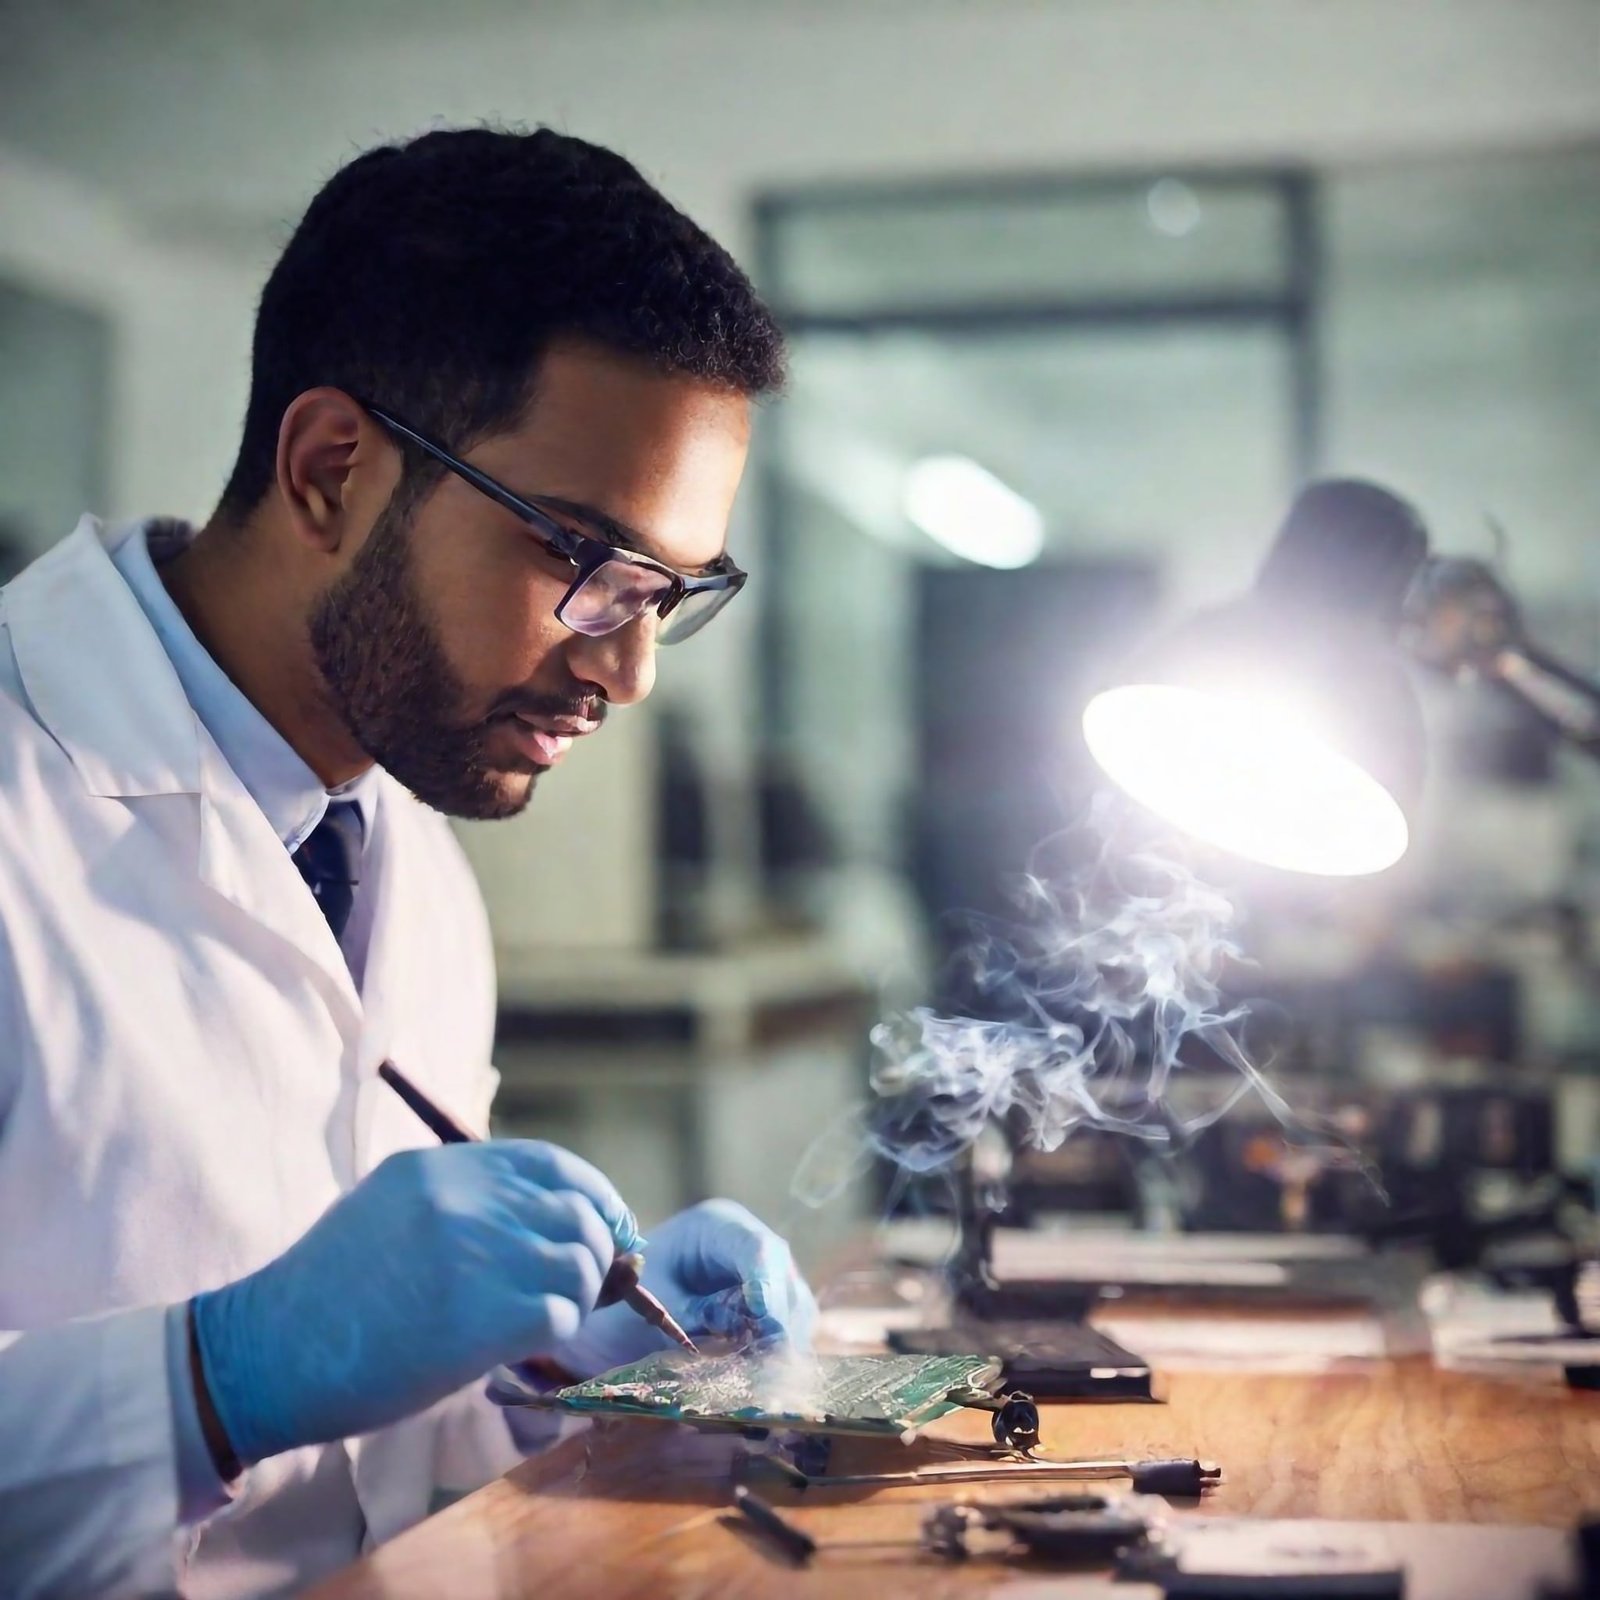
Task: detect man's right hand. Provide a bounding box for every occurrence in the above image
[189,1141,640,1468]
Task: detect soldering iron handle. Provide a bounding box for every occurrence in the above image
[377,1061,474,1144]
[595,1253,645,1309]
[1128,1458,1218,1496]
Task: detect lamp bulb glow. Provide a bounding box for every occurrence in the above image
[1082,683,1409,876]
[902,455,1044,570]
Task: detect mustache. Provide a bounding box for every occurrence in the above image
[487,688,608,727]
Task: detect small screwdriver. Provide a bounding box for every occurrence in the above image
[378,1059,698,1354]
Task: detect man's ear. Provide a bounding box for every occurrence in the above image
[274,388,396,554]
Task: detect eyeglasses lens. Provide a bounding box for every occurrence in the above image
[559,557,735,644]
[656,586,733,645]
[559,558,675,637]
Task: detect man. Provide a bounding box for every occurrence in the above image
[0,126,815,1598]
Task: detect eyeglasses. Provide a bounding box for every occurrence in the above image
[359,400,747,646]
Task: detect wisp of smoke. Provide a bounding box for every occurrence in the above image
[793,794,1341,1208]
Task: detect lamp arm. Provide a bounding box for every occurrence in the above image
[1403,555,1600,764]
[1493,642,1600,760]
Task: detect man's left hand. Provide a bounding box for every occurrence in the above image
[555,1199,816,1377]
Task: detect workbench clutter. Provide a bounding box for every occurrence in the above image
[486,1344,1228,1548]
[726,1496,1600,1599]
[731,1483,1172,1568]
[491,1343,1217,1473]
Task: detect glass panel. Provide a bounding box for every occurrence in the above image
[770,323,1295,879]
[1323,149,1600,613]
[768,178,1290,313]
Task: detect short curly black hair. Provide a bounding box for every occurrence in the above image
[217,125,786,519]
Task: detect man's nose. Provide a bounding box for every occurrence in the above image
[565,614,659,707]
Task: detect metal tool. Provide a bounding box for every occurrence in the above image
[593,1252,699,1353]
[732,1484,1157,1566]
[378,1059,698,1354]
[769,1453,1221,1496]
[842,1382,1216,1496]
[732,1486,904,1562]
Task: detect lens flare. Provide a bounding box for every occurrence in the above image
[1082,683,1409,876]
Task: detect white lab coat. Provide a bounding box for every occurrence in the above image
[0,518,523,1597]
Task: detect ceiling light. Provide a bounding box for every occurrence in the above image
[902,455,1044,569]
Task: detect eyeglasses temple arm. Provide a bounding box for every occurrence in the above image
[361,403,582,557]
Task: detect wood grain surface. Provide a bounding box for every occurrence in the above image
[307,1356,1600,1599]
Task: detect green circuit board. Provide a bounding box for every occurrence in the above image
[546,1350,1001,1438]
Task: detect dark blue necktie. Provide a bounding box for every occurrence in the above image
[292,801,364,941]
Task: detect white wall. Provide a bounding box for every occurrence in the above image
[0,280,110,555]
[0,147,256,533]
[4,1,1599,254]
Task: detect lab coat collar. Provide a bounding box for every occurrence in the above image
[5,516,365,1028]
[7,515,204,799]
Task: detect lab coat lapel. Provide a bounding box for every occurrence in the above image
[346,777,492,1167]
[351,777,405,1077]
[6,517,203,799]
[344,776,496,1536]
[349,779,459,1124]
[5,516,363,1034]
[196,733,364,1032]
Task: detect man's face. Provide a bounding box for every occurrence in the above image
[309,342,751,819]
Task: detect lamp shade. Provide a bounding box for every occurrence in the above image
[1083,481,1429,877]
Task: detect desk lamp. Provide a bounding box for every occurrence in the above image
[1084,479,1600,874]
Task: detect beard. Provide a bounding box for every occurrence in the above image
[308,491,554,821]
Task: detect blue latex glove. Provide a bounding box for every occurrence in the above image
[556,1199,816,1378]
[192,1141,641,1466]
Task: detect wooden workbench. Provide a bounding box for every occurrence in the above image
[309,1351,1600,1599]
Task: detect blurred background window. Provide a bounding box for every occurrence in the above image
[754,172,1313,979]
[751,147,1600,1011]
[0,281,110,581]
[1325,149,1600,664]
